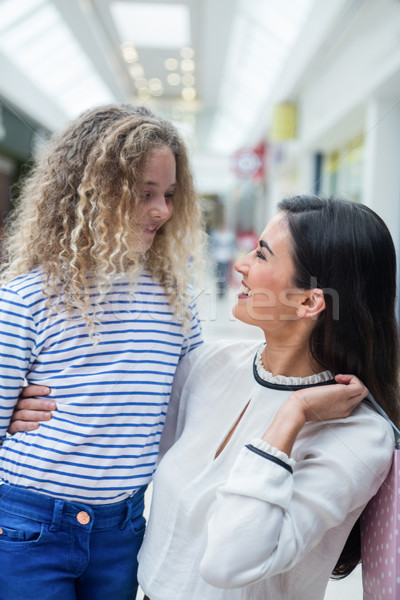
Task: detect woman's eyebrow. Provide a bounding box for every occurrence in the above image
[260,239,274,256]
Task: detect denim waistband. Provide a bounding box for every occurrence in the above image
[0,484,146,532]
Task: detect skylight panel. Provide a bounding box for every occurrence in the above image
[0,0,44,32]
[110,2,191,47]
[210,0,314,153]
[1,4,58,51]
[0,0,114,120]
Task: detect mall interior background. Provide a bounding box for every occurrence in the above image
[1,0,400,597]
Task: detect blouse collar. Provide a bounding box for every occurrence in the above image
[253,344,335,390]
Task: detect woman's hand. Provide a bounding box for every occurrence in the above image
[8,385,55,434]
[262,375,368,456]
[289,374,368,423]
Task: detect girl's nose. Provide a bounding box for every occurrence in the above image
[149,197,170,219]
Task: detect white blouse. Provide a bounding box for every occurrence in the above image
[138,340,394,600]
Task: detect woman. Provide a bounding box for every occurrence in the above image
[10,196,399,599]
[137,196,398,599]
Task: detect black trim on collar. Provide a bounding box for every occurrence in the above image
[252,354,336,391]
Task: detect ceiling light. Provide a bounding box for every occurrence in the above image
[180,59,195,73]
[167,73,181,86]
[137,88,151,100]
[182,87,196,102]
[120,42,138,63]
[148,78,163,92]
[134,77,148,90]
[182,73,195,87]
[180,46,194,59]
[111,2,190,48]
[165,57,178,70]
[129,63,144,79]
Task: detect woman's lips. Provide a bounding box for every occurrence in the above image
[238,282,252,299]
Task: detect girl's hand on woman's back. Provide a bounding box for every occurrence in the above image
[8,385,55,434]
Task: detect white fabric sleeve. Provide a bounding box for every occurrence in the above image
[158,345,203,461]
[199,418,394,589]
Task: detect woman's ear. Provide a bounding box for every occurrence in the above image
[296,288,326,320]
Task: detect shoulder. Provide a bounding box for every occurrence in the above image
[172,339,261,406]
[1,269,45,301]
[297,401,395,482]
[355,402,395,457]
[177,339,261,377]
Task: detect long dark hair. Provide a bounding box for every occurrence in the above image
[278,194,400,577]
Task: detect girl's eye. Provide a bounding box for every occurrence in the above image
[256,250,266,261]
[164,193,174,201]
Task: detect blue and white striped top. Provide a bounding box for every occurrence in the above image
[0,268,203,504]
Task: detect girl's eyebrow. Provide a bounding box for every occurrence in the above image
[260,239,274,256]
[144,181,177,188]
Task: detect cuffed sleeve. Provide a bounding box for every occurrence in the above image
[200,414,394,589]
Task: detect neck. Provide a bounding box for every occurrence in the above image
[261,336,322,379]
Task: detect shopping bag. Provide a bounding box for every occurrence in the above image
[361,395,400,600]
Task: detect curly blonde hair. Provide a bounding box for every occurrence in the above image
[1,104,205,332]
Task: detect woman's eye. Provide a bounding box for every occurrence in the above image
[164,193,174,201]
[256,250,266,261]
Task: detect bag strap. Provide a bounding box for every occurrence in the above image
[365,393,400,449]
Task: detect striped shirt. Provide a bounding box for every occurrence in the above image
[0,268,203,504]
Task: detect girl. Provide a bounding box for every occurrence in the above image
[134,196,398,599]
[0,104,204,600]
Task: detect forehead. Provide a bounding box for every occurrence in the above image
[145,146,174,164]
[142,147,176,179]
[260,212,290,246]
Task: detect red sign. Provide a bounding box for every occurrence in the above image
[231,142,266,181]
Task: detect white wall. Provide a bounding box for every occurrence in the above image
[262,0,400,247]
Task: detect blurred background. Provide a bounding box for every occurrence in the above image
[1,1,400,596]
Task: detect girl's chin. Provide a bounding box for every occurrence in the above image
[135,238,154,253]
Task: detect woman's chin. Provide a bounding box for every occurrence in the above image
[232,304,246,324]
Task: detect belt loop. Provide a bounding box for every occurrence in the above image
[120,499,133,530]
[49,499,64,532]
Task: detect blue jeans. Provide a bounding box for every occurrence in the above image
[0,484,146,600]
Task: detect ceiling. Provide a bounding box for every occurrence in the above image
[0,0,315,157]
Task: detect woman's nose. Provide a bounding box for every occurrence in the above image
[234,254,250,275]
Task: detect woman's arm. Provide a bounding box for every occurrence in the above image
[200,376,391,588]
[261,374,368,455]
[7,385,55,434]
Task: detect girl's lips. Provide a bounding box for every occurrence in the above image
[143,225,159,234]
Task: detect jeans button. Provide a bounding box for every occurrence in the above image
[76,511,90,525]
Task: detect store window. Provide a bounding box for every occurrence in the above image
[320,136,364,203]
